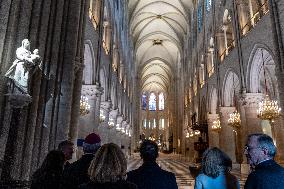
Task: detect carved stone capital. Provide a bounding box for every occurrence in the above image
[240,93,264,107]
[100,101,112,111]
[219,107,236,118]
[116,115,123,124]
[207,113,219,122]
[81,85,97,100]
[109,109,119,119]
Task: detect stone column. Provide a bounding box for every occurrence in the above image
[0,92,32,179]
[115,115,123,145]
[240,93,263,138]
[98,100,112,143]
[219,106,237,162]
[239,93,263,173]
[93,84,104,131]
[69,59,84,145]
[272,118,284,163]
[107,109,118,142]
[207,113,219,147]
[56,0,82,146]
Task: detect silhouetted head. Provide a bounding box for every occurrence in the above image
[88,143,127,183]
[58,140,74,161]
[38,150,65,174]
[140,140,159,162]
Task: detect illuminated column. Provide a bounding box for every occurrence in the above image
[248,0,255,26]
[222,25,229,55]
[219,106,236,162]
[207,113,219,147]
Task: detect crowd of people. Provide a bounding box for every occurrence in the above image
[30,133,284,189]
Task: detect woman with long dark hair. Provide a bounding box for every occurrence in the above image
[194,147,240,189]
[31,150,65,189]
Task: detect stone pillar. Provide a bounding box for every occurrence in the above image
[56,0,82,146]
[238,93,263,173]
[272,118,284,163]
[0,92,32,179]
[107,109,118,142]
[219,106,237,162]
[69,60,85,145]
[93,84,103,131]
[207,113,219,147]
[240,93,263,138]
[98,100,112,143]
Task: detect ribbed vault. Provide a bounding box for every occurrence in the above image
[129,0,192,93]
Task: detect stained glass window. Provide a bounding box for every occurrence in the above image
[206,0,212,12]
[160,118,165,130]
[159,93,164,110]
[149,92,156,111]
[197,0,203,32]
[142,94,147,110]
[153,119,156,128]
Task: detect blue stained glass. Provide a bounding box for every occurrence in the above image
[142,94,147,110]
[197,0,203,32]
[206,0,212,12]
[149,93,156,111]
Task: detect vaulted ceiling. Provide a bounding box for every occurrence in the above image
[128,0,192,93]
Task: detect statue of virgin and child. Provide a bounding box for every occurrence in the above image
[5,39,42,93]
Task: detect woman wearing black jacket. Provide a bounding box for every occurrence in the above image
[31,150,65,189]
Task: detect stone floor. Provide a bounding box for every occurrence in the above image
[127,153,247,189]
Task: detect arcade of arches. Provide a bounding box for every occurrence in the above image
[1,0,284,187]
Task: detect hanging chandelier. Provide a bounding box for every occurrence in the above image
[257,49,281,122]
[186,131,190,138]
[257,95,281,122]
[212,116,221,132]
[80,96,90,116]
[228,110,241,128]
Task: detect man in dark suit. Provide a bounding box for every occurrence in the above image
[244,133,284,189]
[127,140,178,189]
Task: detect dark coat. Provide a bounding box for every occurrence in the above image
[244,159,284,189]
[31,170,62,189]
[127,162,178,189]
[79,180,137,189]
[61,154,94,189]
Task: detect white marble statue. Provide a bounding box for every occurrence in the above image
[5,39,42,92]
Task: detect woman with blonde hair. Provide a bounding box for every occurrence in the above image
[194,147,240,189]
[79,143,137,189]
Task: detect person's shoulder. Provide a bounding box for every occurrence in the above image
[195,173,208,181]
[119,180,138,189]
[127,167,141,176]
[160,168,176,177]
[127,169,139,181]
